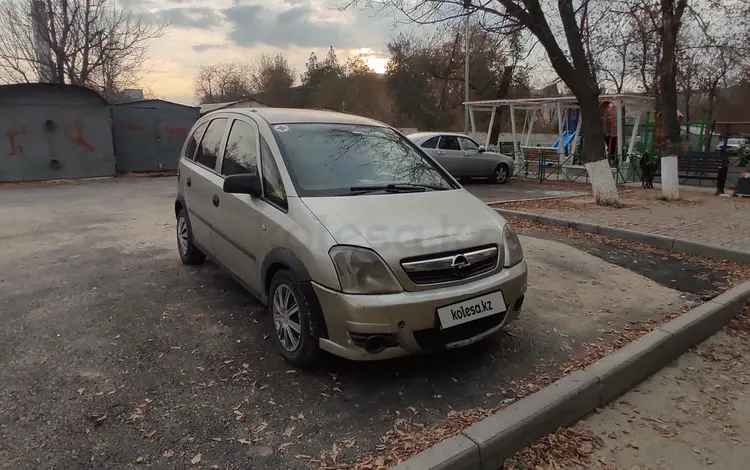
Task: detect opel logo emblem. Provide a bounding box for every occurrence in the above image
[451,254,470,269]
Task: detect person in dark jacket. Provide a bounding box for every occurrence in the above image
[640,151,657,188]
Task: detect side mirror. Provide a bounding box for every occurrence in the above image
[478,146,486,153]
[223,173,262,197]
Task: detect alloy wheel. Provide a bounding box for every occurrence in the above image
[272,284,302,352]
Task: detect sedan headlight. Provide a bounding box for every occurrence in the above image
[329,246,403,294]
[503,224,524,267]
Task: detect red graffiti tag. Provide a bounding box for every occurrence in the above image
[64,120,95,152]
[120,121,145,131]
[7,126,27,155]
[164,121,187,143]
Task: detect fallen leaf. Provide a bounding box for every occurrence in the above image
[331,443,340,464]
[234,410,246,422]
[237,439,252,445]
[283,426,297,438]
[408,407,417,415]
[141,429,156,439]
[252,422,268,434]
[136,456,144,463]
[295,454,313,460]
[163,450,175,458]
[190,454,202,465]
[278,442,293,451]
[375,455,386,466]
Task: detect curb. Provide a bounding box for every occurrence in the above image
[494,208,750,264]
[393,283,750,470]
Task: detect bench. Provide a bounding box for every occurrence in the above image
[654,151,729,193]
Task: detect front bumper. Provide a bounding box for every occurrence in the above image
[313,261,527,360]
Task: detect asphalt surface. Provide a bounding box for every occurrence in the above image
[0,177,720,469]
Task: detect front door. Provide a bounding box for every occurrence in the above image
[458,136,486,176]
[211,118,263,294]
[435,135,466,176]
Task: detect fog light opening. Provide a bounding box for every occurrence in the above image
[514,295,525,311]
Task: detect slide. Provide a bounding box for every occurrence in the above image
[553,130,576,152]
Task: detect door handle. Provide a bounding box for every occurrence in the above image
[212,194,220,208]
[186,177,191,188]
[437,151,444,155]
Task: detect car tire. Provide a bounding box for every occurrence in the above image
[490,163,509,184]
[176,208,206,265]
[268,269,321,367]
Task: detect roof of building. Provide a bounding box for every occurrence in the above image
[0,82,109,105]
[113,98,198,109]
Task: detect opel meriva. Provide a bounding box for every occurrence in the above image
[175,108,527,366]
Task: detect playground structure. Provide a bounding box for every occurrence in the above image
[465,94,655,183]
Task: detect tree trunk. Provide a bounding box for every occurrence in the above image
[579,93,620,205]
[657,0,687,201]
[488,65,514,145]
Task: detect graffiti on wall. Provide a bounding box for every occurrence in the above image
[164,121,187,143]
[64,120,95,152]
[6,126,27,155]
[120,122,145,131]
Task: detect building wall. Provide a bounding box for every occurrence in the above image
[113,100,199,172]
[0,84,115,182]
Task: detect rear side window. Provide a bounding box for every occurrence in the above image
[438,136,460,150]
[421,136,439,149]
[195,118,227,170]
[184,122,207,160]
[221,120,259,176]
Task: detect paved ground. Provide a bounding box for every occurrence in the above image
[496,188,750,253]
[586,325,750,470]
[0,177,727,469]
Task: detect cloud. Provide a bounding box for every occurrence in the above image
[191,43,227,52]
[153,7,223,30]
[222,4,386,49]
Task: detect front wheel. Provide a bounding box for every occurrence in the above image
[268,270,321,367]
[490,163,509,184]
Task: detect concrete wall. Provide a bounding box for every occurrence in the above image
[0,84,115,182]
[113,100,199,172]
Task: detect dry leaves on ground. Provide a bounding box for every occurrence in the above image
[502,425,604,470]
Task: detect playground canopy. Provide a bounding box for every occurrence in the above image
[464,94,655,164]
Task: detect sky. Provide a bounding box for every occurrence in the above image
[125,0,405,105]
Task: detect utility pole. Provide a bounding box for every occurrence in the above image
[463,0,471,135]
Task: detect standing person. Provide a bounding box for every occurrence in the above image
[639,151,651,188]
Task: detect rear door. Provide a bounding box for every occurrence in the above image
[182,117,229,255]
[435,135,465,176]
[417,135,440,159]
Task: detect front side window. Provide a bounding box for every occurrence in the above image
[195,118,227,170]
[221,120,259,176]
[459,137,479,152]
[421,136,439,149]
[184,122,208,160]
[438,136,460,151]
[271,123,455,197]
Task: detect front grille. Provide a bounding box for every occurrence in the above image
[413,312,506,352]
[401,245,499,285]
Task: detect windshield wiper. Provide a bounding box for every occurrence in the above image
[348,183,446,194]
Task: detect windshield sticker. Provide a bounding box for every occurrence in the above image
[274,124,289,133]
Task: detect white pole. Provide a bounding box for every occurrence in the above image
[464,10,470,135]
[556,101,564,165]
[628,110,642,155]
[486,106,496,148]
[510,104,518,162]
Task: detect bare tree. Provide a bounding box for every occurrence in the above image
[250,53,295,106]
[0,0,163,99]
[341,0,622,204]
[193,62,254,104]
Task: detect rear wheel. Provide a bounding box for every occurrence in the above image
[490,163,509,184]
[268,270,321,367]
[176,208,205,265]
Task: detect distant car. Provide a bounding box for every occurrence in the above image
[716,138,748,155]
[408,132,515,184]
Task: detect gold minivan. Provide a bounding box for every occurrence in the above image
[175,108,527,366]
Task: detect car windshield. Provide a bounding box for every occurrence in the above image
[727,138,744,145]
[271,123,455,197]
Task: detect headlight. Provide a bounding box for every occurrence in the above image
[329,246,403,294]
[503,224,524,267]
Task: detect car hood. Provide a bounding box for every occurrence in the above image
[301,189,507,274]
